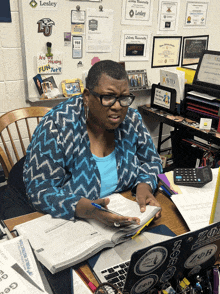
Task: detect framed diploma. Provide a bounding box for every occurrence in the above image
[151,84,176,113]
[120,30,150,61]
[151,36,182,68]
[181,35,209,66]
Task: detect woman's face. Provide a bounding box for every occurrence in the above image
[84,74,129,131]
[37,79,41,87]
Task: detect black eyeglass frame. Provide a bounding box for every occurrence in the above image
[94,282,122,294]
[89,89,135,107]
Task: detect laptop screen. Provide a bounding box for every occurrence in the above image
[124,221,220,294]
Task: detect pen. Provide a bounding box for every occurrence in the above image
[76,268,97,292]
[91,203,137,224]
[160,185,172,198]
[131,217,154,239]
[91,202,125,217]
[0,219,13,240]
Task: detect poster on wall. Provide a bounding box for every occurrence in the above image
[120,30,150,61]
[184,1,209,27]
[151,36,182,68]
[121,0,153,26]
[86,8,114,53]
[0,0,11,22]
[157,0,180,34]
[181,35,209,66]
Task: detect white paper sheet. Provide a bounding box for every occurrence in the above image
[86,8,114,53]
[171,168,219,231]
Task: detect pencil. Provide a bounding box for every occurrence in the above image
[76,268,97,292]
[0,219,13,240]
[131,217,154,239]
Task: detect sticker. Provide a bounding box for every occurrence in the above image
[64,32,71,47]
[37,18,55,37]
[29,0,58,10]
[184,244,217,269]
[160,266,176,283]
[131,274,158,294]
[134,246,168,276]
[188,265,202,277]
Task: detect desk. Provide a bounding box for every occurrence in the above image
[4,190,189,291]
[138,105,220,154]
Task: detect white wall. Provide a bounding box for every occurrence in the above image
[0,0,220,162]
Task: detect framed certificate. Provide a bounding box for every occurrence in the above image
[151,36,182,68]
[181,35,209,66]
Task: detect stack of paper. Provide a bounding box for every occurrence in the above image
[171,168,219,231]
[0,236,49,293]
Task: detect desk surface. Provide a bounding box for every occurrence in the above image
[5,190,189,288]
[138,105,220,145]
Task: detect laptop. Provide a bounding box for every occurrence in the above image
[88,222,220,294]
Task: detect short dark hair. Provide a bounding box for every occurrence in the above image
[86,60,128,90]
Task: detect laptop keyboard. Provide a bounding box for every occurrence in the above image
[100,261,130,291]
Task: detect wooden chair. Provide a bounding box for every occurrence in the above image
[0,106,51,180]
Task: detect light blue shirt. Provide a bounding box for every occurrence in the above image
[92,150,118,198]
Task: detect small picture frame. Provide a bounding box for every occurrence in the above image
[61,78,84,98]
[181,35,209,67]
[151,84,176,113]
[126,70,148,91]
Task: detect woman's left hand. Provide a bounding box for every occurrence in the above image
[135,183,161,219]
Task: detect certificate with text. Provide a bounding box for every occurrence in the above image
[152,36,182,67]
[184,1,208,27]
[120,30,150,61]
[86,8,114,53]
[157,0,180,34]
[121,0,153,26]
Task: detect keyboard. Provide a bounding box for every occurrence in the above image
[100,261,130,291]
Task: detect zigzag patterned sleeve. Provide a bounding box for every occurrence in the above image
[23,116,83,221]
[134,111,163,192]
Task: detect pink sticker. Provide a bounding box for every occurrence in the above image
[91,57,100,66]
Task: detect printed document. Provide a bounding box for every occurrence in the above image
[171,168,219,231]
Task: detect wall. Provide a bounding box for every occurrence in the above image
[0,0,220,165]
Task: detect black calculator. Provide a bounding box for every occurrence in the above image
[173,166,213,187]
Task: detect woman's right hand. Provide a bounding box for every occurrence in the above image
[75,197,140,227]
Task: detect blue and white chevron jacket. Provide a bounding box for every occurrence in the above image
[23,95,162,220]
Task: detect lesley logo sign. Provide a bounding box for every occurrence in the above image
[29,0,58,10]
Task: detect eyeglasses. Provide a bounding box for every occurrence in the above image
[94,282,122,294]
[89,90,135,107]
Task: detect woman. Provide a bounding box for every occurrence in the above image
[23,60,163,226]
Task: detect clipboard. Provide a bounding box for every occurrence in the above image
[209,167,220,224]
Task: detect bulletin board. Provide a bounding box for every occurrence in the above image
[18,1,113,102]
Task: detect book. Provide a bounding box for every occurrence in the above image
[14,193,160,274]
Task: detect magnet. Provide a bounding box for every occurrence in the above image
[37,18,55,37]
